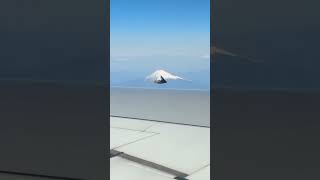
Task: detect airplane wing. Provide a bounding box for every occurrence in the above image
[110,87,210,180]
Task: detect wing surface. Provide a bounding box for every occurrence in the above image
[110,88,210,180]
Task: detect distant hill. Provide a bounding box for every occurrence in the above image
[114,77,209,90]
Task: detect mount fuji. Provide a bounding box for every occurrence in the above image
[145,70,188,84]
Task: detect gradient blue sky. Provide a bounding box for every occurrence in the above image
[111,0,210,59]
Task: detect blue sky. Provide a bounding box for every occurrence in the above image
[111,0,210,59]
[110,0,210,88]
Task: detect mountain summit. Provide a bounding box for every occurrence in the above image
[145,70,186,84]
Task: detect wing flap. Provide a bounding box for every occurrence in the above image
[110,116,210,179]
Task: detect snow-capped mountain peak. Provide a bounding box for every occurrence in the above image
[145,70,185,84]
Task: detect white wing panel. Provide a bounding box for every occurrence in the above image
[114,118,210,175]
[111,157,174,180]
[110,88,210,127]
[110,128,156,150]
[111,116,156,131]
